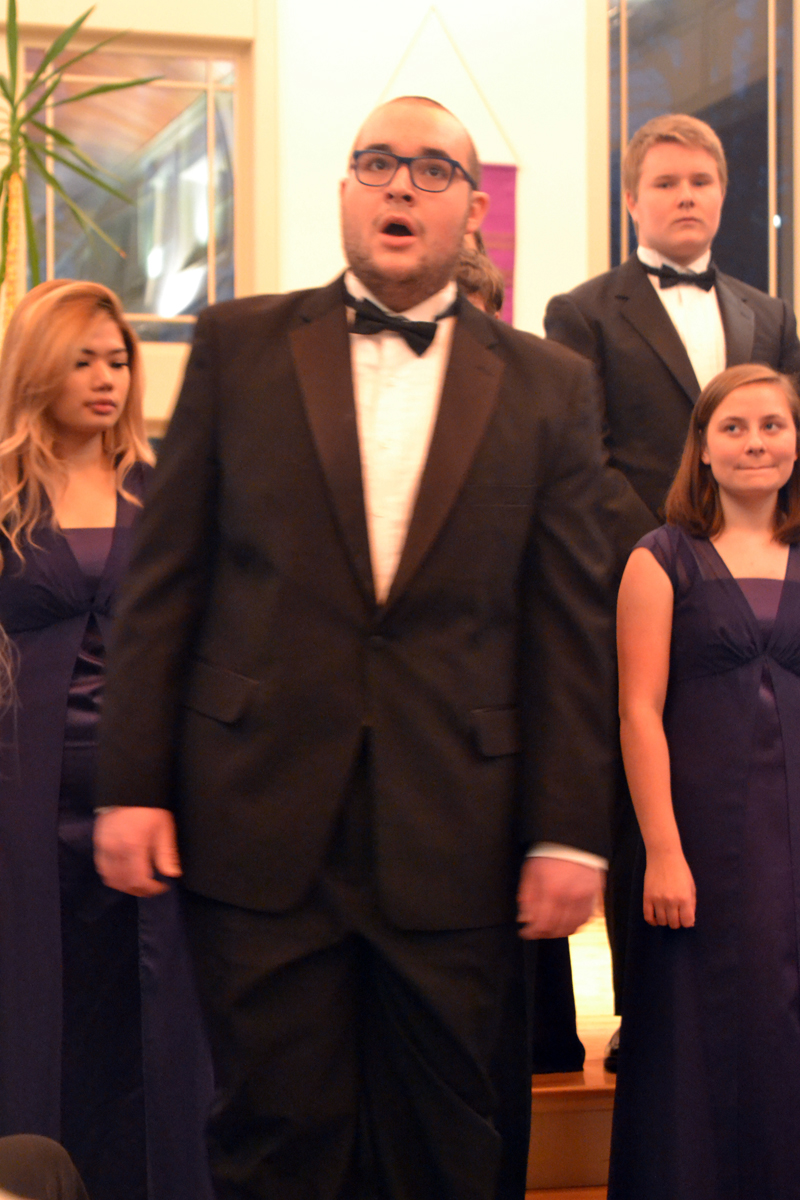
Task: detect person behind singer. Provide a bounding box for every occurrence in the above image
[610,362,800,1198]
[459,230,587,1077]
[545,114,800,1067]
[0,281,214,1200]
[456,229,505,316]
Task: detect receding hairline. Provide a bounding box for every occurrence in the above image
[349,96,481,186]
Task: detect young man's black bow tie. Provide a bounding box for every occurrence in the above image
[345,293,459,355]
[642,262,716,291]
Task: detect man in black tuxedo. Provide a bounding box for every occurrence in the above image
[545,112,800,1052]
[94,96,631,1200]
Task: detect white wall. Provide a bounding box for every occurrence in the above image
[277,0,604,335]
[4,0,607,415]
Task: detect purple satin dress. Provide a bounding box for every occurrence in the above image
[609,524,800,1200]
[0,472,214,1200]
[58,528,148,1199]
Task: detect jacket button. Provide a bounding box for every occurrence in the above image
[369,634,386,648]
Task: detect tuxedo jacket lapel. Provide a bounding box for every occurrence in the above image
[617,255,700,402]
[386,302,504,608]
[290,283,504,611]
[289,279,375,606]
[716,272,756,364]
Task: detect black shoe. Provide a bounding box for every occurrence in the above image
[603,1026,620,1073]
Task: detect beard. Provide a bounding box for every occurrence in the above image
[342,232,464,313]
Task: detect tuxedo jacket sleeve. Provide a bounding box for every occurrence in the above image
[544,254,800,527]
[97,280,625,929]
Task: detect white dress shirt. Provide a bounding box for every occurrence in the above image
[346,270,456,604]
[345,270,606,873]
[637,245,726,391]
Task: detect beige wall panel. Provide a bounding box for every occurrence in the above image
[14,0,255,40]
[140,343,191,429]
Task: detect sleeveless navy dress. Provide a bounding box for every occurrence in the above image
[609,524,800,1200]
[0,468,214,1200]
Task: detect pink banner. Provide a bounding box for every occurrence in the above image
[479,164,517,324]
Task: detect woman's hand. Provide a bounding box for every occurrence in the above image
[643,849,696,928]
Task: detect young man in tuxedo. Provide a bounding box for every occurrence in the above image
[545,112,800,1064]
[93,96,631,1200]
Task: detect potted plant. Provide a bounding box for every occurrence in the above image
[0,0,157,328]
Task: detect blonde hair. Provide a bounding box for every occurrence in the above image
[0,279,154,570]
[623,113,728,200]
[457,230,505,317]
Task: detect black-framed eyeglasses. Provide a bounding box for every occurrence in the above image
[351,150,477,193]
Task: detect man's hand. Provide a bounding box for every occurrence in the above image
[516,856,603,939]
[94,807,181,897]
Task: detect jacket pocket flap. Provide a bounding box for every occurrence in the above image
[184,660,258,725]
[470,707,520,757]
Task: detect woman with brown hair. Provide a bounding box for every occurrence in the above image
[609,362,800,1199]
[0,281,213,1200]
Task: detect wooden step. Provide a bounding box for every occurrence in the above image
[526,1188,607,1199]
[527,1017,616,1192]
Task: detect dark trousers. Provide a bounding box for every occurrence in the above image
[182,747,529,1200]
[528,940,584,1073]
[0,1135,90,1200]
[605,778,641,1014]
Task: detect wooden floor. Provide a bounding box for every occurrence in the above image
[527,1191,606,1199]
[525,912,615,1200]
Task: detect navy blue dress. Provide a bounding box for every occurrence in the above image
[609,524,800,1200]
[0,466,214,1200]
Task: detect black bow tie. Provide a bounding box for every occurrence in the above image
[642,262,716,291]
[346,293,459,355]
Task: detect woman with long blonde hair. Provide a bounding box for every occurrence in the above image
[0,281,213,1200]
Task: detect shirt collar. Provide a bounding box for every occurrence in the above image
[344,270,457,323]
[637,245,712,275]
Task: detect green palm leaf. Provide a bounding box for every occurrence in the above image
[49,75,160,110]
[17,72,62,126]
[20,174,39,285]
[24,140,124,254]
[25,137,132,205]
[21,9,93,94]
[0,165,11,285]
[27,117,110,175]
[24,29,135,93]
[0,0,161,299]
[6,0,17,101]
[26,121,129,190]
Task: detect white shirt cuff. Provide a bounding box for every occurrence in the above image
[526,842,608,871]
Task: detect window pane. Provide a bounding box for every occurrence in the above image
[25,46,211,83]
[776,0,793,305]
[610,0,772,292]
[129,318,196,343]
[214,89,235,302]
[30,79,210,315]
[212,61,235,85]
[24,49,236,336]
